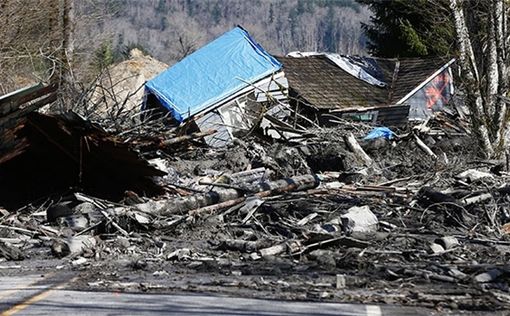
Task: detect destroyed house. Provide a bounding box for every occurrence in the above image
[0,83,164,208]
[144,26,289,147]
[278,54,455,126]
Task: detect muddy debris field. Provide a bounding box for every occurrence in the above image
[2,110,510,313]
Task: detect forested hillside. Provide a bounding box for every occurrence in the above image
[75,0,370,66]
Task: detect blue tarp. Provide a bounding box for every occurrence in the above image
[364,127,395,140]
[144,26,282,122]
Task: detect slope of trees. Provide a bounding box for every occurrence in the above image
[74,0,370,67]
[0,0,370,88]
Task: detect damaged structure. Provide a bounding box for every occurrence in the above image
[280,53,455,125]
[144,26,289,147]
[0,83,164,208]
[4,24,510,314]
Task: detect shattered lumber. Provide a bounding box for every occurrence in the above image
[2,90,510,312]
[414,134,437,159]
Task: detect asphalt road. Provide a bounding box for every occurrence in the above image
[0,273,434,316]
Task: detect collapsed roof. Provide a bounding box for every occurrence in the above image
[0,83,58,164]
[0,83,164,208]
[144,26,283,122]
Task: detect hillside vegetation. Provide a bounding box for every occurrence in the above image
[0,0,370,90]
[76,0,370,67]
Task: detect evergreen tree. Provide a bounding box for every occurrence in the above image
[268,3,274,24]
[323,6,338,51]
[93,40,114,71]
[211,3,222,24]
[358,0,454,57]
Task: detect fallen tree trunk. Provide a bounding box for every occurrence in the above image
[189,175,320,216]
[161,129,216,147]
[414,134,437,159]
[345,133,373,166]
[132,174,321,216]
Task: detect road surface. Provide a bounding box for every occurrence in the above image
[0,273,435,315]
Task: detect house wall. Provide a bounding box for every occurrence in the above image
[195,73,289,147]
[320,104,410,127]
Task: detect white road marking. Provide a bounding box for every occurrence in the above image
[366,305,382,316]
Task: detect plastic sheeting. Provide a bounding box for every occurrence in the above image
[407,68,454,120]
[364,127,395,140]
[145,26,282,122]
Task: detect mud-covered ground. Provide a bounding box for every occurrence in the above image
[2,125,510,313]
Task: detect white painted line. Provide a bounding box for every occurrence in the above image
[366,305,382,316]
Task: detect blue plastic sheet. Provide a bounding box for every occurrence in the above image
[144,26,282,122]
[364,127,394,140]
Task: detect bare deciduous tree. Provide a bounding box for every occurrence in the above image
[449,0,510,157]
[0,0,78,93]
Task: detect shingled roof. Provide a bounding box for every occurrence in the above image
[278,55,453,111]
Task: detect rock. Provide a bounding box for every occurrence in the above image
[115,237,131,249]
[71,257,88,266]
[74,202,97,214]
[51,235,97,258]
[341,206,378,234]
[456,169,494,182]
[474,269,502,283]
[448,268,467,280]
[429,243,445,254]
[153,270,169,277]
[133,212,150,225]
[167,248,191,261]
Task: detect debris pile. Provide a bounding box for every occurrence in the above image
[91,48,168,119]
[0,26,508,313]
[1,110,510,311]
